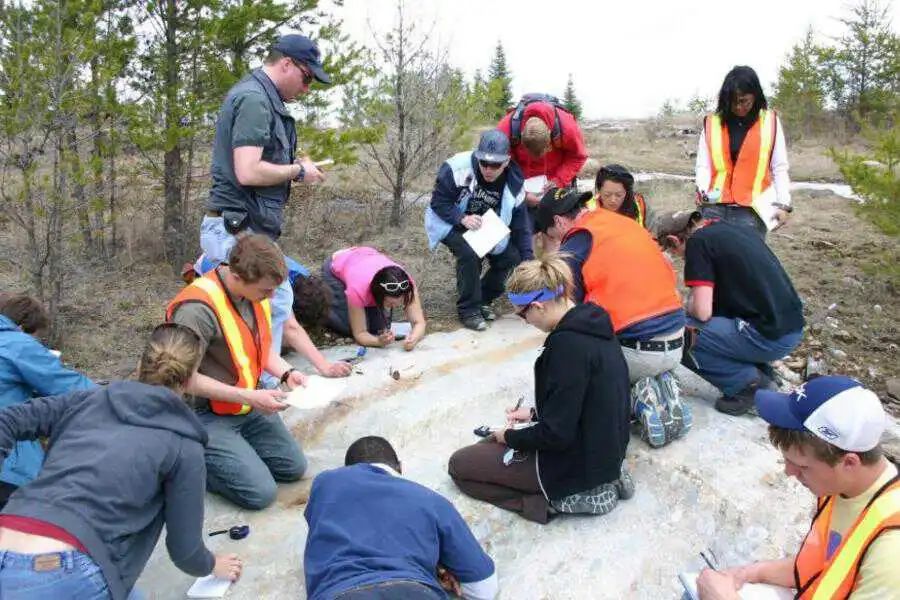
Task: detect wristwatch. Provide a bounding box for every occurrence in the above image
[293,163,305,182]
[772,202,793,213]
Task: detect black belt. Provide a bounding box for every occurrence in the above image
[619,337,683,352]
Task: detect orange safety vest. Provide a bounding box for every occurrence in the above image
[563,209,682,332]
[705,109,777,214]
[794,475,900,599]
[586,193,649,229]
[166,270,272,416]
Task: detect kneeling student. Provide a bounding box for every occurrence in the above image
[449,255,633,524]
[304,436,497,600]
[0,324,241,600]
[321,246,426,350]
[696,376,899,599]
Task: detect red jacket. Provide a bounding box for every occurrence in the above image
[497,102,588,188]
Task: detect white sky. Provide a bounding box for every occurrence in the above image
[334,0,899,119]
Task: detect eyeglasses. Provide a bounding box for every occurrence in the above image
[379,280,410,293]
[478,160,504,169]
[290,59,314,85]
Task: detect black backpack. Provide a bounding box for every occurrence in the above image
[508,93,570,147]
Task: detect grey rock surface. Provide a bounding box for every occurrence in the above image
[137,318,854,599]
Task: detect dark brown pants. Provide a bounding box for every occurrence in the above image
[448,442,550,524]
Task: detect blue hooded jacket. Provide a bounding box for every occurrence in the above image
[0,314,94,486]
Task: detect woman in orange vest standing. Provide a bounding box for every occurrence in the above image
[695,66,793,238]
[588,164,654,233]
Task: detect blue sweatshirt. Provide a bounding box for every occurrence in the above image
[0,314,94,486]
[304,464,495,599]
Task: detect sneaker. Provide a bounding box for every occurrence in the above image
[461,314,487,331]
[714,384,757,416]
[613,466,635,500]
[656,370,692,439]
[550,483,619,516]
[480,305,497,321]
[631,377,668,448]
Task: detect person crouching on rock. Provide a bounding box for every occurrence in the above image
[448,254,633,524]
[0,323,242,600]
[424,129,533,332]
[321,246,426,351]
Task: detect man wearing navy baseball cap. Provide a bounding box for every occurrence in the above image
[425,129,533,331]
[202,32,332,391]
[696,376,900,599]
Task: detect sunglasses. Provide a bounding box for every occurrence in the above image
[379,280,410,293]
[290,59,314,85]
[478,160,504,169]
[515,303,536,320]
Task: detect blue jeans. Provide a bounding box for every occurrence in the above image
[688,316,802,395]
[335,580,444,599]
[198,409,307,510]
[0,550,110,600]
[699,204,767,238]
[199,215,293,387]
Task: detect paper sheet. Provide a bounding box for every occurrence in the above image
[679,571,794,600]
[523,175,547,194]
[462,209,510,258]
[187,575,232,598]
[390,321,412,338]
[752,186,780,231]
[283,376,347,409]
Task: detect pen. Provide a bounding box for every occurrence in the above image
[699,551,717,571]
[514,396,524,411]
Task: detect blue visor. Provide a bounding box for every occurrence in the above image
[507,285,564,306]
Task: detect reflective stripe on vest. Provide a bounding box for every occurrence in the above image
[563,208,681,332]
[635,194,646,228]
[795,476,900,599]
[705,109,776,211]
[166,271,272,416]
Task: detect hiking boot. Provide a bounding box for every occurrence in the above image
[480,305,497,321]
[631,377,668,448]
[656,370,692,439]
[714,384,757,416]
[614,466,635,501]
[461,314,487,331]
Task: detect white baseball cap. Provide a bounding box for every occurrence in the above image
[755,376,885,452]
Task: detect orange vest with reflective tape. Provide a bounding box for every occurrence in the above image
[705,109,776,209]
[794,475,900,599]
[564,209,682,332]
[166,270,272,416]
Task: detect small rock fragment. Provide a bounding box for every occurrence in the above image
[827,348,847,361]
[887,378,900,402]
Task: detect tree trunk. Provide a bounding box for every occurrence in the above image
[161,0,186,271]
[67,121,94,257]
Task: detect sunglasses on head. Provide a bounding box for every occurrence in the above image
[290,59,314,85]
[478,159,504,169]
[515,303,536,320]
[379,280,410,293]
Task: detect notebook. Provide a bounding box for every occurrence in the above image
[283,376,347,409]
[186,575,232,598]
[678,571,794,600]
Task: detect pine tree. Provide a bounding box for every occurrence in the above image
[562,73,583,121]
[773,27,827,138]
[487,41,512,118]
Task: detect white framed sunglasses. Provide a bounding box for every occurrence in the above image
[378,280,410,293]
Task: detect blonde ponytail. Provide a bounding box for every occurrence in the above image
[138,323,202,390]
[507,253,574,301]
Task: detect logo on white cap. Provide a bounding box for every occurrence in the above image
[802,385,885,452]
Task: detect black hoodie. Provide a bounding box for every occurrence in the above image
[504,303,631,500]
[0,381,215,600]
